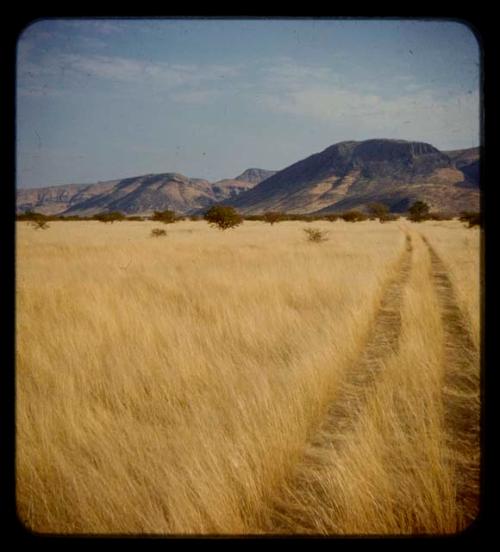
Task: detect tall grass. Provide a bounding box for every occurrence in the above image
[418,220,481,349]
[261,231,468,534]
[16,220,405,534]
[16,219,480,534]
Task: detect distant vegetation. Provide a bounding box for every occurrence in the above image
[151,228,167,238]
[459,211,482,228]
[341,210,368,223]
[408,201,430,222]
[15,205,474,226]
[204,205,243,230]
[304,227,329,243]
[93,211,126,223]
[151,210,178,224]
[262,212,285,225]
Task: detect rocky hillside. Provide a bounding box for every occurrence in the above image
[16,168,274,216]
[225,139,480,215]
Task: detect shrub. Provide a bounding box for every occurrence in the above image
[367,202,390,222]
[459,211,482,228]
[341,210,368,222]
[151,210,177,224]
[263,212,285,225]
[151,228,167,238]
[426,212,453,221]
[93,211,125,223]
[304,227,329,243]
[323,214,340,222]
[204,205,243,230]
[408,201,430,222]
[17,211,48,222]
[383,213,400,222]
[29,219,50,230]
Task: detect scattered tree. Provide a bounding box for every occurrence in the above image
[304,227,329,243]
[408,201,430,222]
[151,209,178,224]
[341,210,368,222]
[368,202,390,222]
[323,214,340,222]
[263,211,285,225]
[93,211,125,223]
[204,205,243,230]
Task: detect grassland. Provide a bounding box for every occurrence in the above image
[15,219,480,534]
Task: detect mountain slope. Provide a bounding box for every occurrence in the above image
[226,139,479,214]
[16,168,274,216]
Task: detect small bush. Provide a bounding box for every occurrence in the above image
[263,212,285,225]
[93,211,125,223]
[426,212,453,221]
[383,213,400,222]
[459,211,482,228]
[151,210,178,224]
[304,227,329,243]
[368,202,390,223]
[323,214,340,222]
[151,228,167,238]
[29,219,50,230]
[17,211,48,222]
[341,210,368,222]
[204,205,243,230]
[408,201,430,222]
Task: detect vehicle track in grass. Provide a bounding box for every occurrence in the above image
[263,233,414,533]
[422,236,480,528]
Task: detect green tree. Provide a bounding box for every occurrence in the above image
[408,201,430,222]
[204,205,243,230]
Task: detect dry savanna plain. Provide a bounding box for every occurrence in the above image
[16,218,481,535]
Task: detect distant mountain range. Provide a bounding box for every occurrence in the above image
[16,140,479,216]
[16,169,276,216]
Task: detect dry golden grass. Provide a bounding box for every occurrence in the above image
[15,219,480,535]
[418,220,481,349]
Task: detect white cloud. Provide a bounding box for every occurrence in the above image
[17,52,241,101]
[255,59,480,147]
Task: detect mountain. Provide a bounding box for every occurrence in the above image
[235,168,276,184]
[16,168,274,216]
[225,139,480,214]
[443,147,480,188]
[210,169,277,201]
[16,141,480,217]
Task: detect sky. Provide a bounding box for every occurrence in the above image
[17,18,481,189]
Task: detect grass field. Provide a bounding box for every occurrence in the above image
[15,219,481,534]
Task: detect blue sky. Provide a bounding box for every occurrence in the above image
[17,18,480,188]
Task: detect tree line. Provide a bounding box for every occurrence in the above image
[17,201,481,231]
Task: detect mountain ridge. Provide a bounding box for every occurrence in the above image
[16,139,480,216]
[224,139,479,215]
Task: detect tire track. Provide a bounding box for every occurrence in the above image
[264,233,413,533]
[422,236,480,528]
